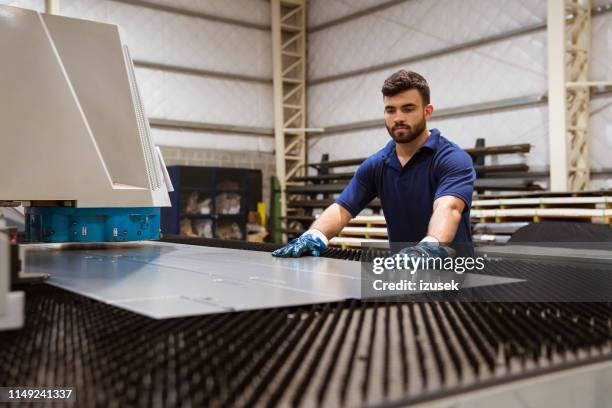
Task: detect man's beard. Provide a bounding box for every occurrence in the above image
[386,117,427,144]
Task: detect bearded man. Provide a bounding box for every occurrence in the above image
[272,70,476,258]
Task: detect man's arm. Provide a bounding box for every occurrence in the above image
[398,148,474,259]
[310,203,354,240]
[272,158,377,258]
[398,195,466,259]
[425,195,466,243]
[271,203,353,258]
[425,147,475,244]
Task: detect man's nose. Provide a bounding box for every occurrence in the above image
[394,115,406,124]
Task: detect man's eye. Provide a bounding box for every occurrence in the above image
[402,107,414,113]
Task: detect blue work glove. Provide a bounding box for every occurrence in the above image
[398,241,451,259]
[271,229,328,258]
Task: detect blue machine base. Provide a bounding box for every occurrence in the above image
[26,207,161,243]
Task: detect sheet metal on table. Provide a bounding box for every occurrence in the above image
[477,244,612,264]
[22,242,520,319]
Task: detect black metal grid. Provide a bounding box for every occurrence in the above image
[2,282,611,407]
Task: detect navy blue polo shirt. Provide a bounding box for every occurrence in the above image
[336,129,475,243]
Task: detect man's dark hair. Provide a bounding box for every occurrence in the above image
[381,70,430,105]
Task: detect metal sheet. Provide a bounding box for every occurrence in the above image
[22,242,520,319]
[477,244,612,264]
[415,360,612,408]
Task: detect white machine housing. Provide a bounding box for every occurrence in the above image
[0,5,171,208]
[0,217,24,330]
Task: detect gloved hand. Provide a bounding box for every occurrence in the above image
[271,229,328,258]
[398,241,452,259]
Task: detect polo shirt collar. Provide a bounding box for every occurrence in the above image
[381,129,440,171]
[420,128,440,152]
[381,140,401,171]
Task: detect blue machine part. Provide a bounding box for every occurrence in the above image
[25,207,161,243]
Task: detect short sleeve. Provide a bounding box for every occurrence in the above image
[433,149,476,210]
[335,159,377,217]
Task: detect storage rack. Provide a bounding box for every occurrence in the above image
[284,143,535,243]
[326,191,612,248]
[161,166,262,240]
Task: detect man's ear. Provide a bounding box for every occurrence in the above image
[424,104,434,119]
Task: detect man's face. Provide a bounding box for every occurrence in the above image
[383,89,433,144]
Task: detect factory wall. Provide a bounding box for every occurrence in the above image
[1,0,276,156]
[306,0,612,188]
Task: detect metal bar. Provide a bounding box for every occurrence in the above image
[286,183,348,194]
[287,198,382,208]
[312,94,547,136]
[290,172,354,182]
[285,137,302,154]
[148,118,274,136]
[284,111,302,128]
[44,0,59,14]
[281,31,302,50]
[110,0,271,31]
[281,6,302,23]
[308,158,364,168]
[272,0,307,242]
[308,6,612,86]
[272,0,288,234]
[306,144,532,169]
[282,59,302,76]
[466,144,532,156]
[133,60,272,84]
[284,128,325,133]
[309,0,409,33]
[567,81,612,88]
[432,94,547,118]
[283,84,303,101]
[564,0,592,191]
[475,164,530,173]
[548,0,569,191]
[287,164,530,193]
[285,163,302,180]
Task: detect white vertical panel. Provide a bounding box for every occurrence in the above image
[546,0,568,191]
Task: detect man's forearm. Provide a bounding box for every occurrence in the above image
[310,203,353,239]
[426,196,464,243]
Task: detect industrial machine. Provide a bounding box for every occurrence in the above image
[1,5,612,408]
[3,239,612,407]
[0,4,172,244]
[0,216,23,330]
[0,4,172,331]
